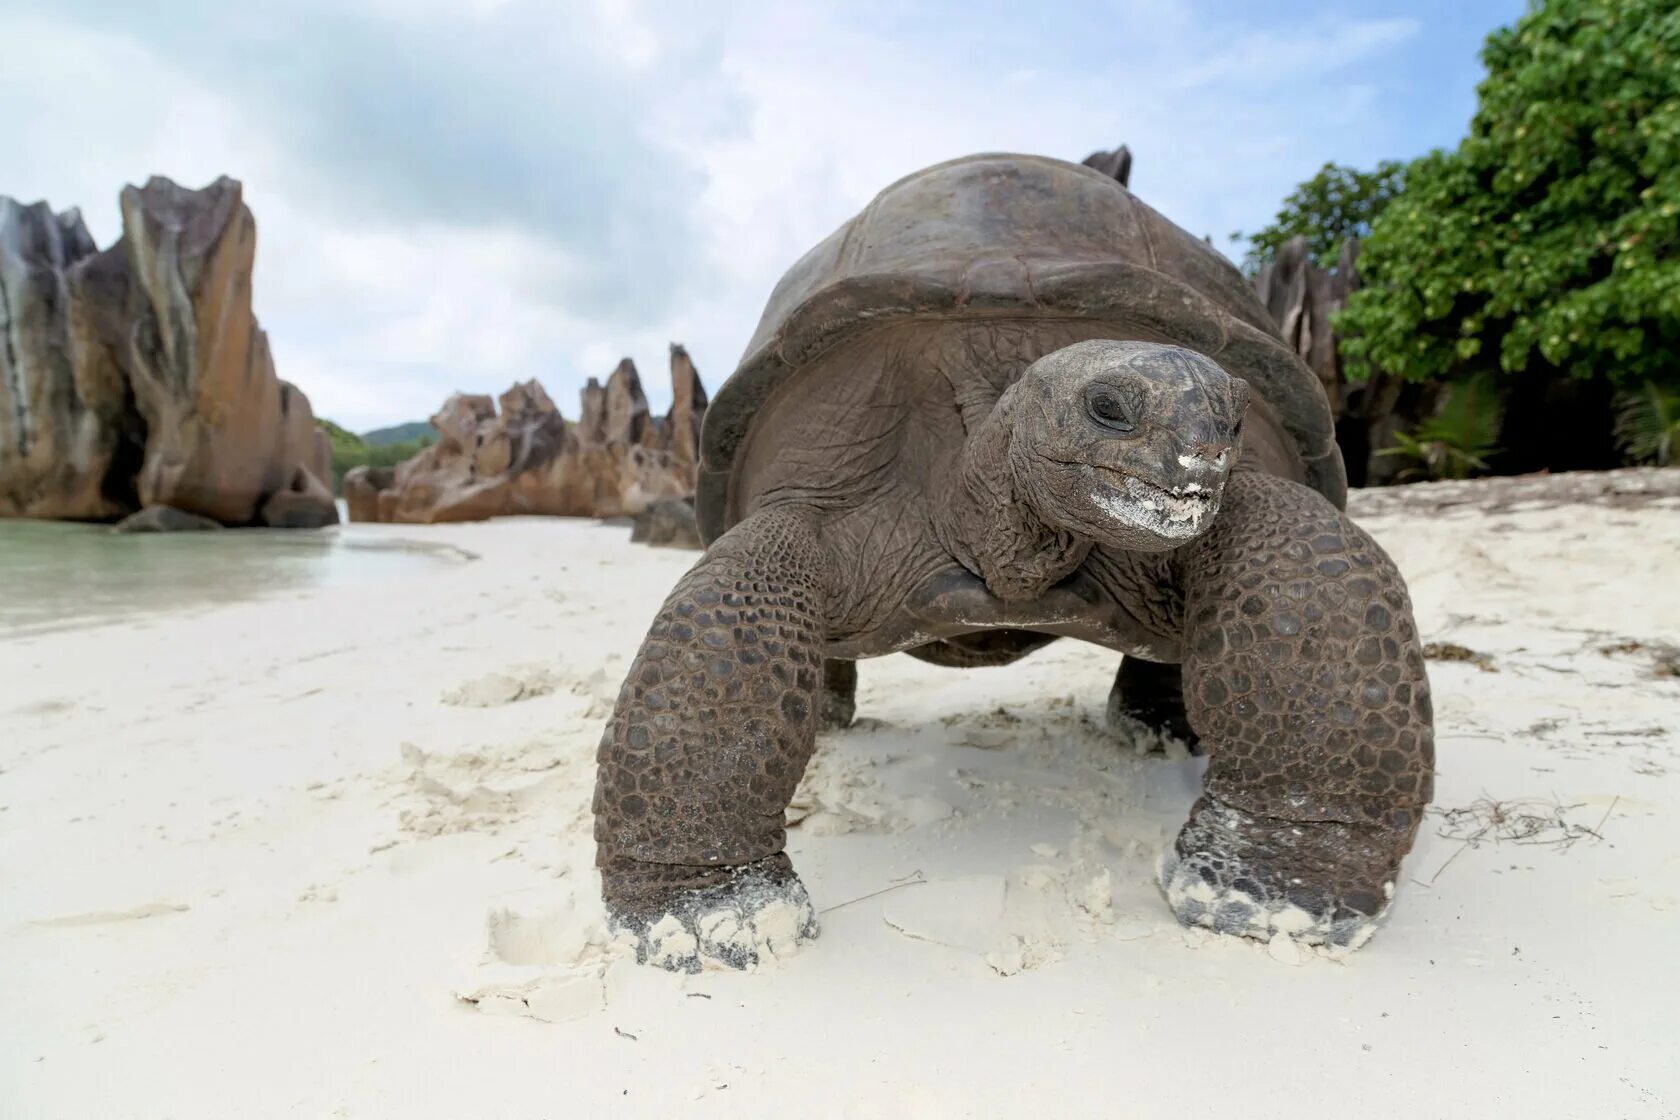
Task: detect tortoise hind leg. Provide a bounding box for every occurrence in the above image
[1106,657,1202,754]
[820,659,857,730]
[594,508,832,971]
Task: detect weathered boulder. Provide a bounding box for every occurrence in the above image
[666,344,708,480]
[103,177,337,525]
[1255,236,1349,408]
[259,466,339,528]
[630,497,703,549]
[348,348,706,524]
[492,380,570,478]
[370,388,542,523]
[342,464,394,523]
[113,505,224,533]
[0,200,138,520]
[1252,234,1436,487]
[0,176,337,526]
[578,377,607,437]
[604,359,654,448]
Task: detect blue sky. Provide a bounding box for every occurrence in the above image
[1,0,1525,429]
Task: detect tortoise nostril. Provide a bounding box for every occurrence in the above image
[1176,442,1233,474]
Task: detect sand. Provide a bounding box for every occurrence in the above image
[3,471,1678,1118]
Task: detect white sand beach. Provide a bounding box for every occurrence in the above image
[3,471,1678,1119]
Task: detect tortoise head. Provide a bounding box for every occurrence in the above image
[1006,340,1249,552]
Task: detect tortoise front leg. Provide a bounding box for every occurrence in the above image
[1163,473,1434,948]
[593,508,831,971]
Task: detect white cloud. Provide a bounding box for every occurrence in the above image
[2,1,1431,430]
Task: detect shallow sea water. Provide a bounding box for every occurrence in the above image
[0,518,469,637]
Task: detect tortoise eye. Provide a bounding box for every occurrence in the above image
[1085,386,1137,433]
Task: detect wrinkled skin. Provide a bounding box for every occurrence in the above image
[1001,341,1249,554]
[907,340,1247,607]
[594,339,1433,971]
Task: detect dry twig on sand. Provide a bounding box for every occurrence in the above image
[1424,794,1616,884]
[820,870,928,914]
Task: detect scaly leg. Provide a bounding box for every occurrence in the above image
[1106,657,1201,753]
[1162,472,1434,948]
[594,508,832,971]
[820,659,857,730]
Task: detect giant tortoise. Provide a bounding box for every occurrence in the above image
[594,153,1434,971]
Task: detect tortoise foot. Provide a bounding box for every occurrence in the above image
[819,690,856,732]
[1106,658,1202,756]
[606,857,819,973]
[1157,795,1400,950]
[1105,704,1201,758]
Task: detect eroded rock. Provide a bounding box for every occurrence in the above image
[0,200,137,520]
[1252,235,1437,487]
[259,466,339,529]
[0,177,337,528]
[343,465,395,524]
[667,344,708,480]
[348,349,707,525]
[630,497,703,549]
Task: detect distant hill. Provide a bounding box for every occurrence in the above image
[362,421,435,446]
[317,419,435,494]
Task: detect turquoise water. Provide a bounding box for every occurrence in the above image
[0,519,471,636]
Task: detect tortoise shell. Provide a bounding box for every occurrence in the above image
[697,153,1344,543]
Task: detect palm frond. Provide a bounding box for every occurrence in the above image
[1378,375,1503,481]
[1614,381,1680,466]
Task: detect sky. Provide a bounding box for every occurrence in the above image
[1,0,1527,431]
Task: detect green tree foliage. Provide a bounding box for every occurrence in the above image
[318,419,434,492]
[1338,0,1680,388]
[1237,161,1406,271]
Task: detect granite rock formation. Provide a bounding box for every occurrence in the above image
[346,347,707,525]
[0,177,337,527]
[1252,235,1436,487]
[666,344,709,480]
[0,200,136,520]
[629,497,703,549]
[342,464,395,524]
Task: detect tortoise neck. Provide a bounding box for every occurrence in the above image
[939,389,1091,602]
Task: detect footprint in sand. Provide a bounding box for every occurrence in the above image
[785,741,954,836]
[441,666,560,707]
[879,857,1148,975]
[393,738,578,840]
[454,893,626,1023]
